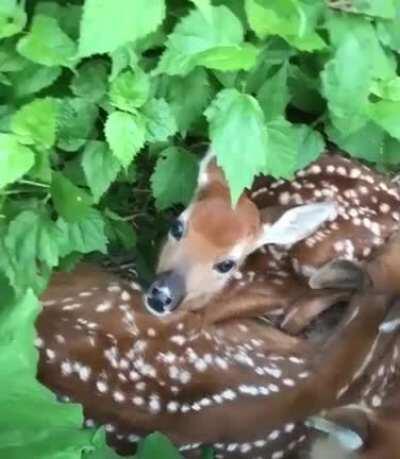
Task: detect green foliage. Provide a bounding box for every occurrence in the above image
[1,0,400,458]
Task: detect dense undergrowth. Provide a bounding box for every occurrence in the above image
[1,0,400,458]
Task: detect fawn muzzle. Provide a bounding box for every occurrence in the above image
[145,271,186,316]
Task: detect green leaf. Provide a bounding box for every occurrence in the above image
[294,124,325,169]
[257,63,289,122]
[151,146,198,210]
[142,98,178,143]
[105,111,146,168]
[326,122,385,163]
[109,44,138,81]
[0,134,34,189]
[157,6,251,75]
[136,432,182,459]
[11,98,58,149]
[205,88,267,204]
[346,0,396,19]
[57,98,99,152]
[78,0,166,57]
[51,172,93,222]
[35,2,82,40]
[71,60,108,103]
[157,68,213,134]
[56,208,108,256]
[189,0,213,21]
[82,141,121,203]
[109,69,150,112]
[17,14,77,67]
[371,77,400,102]
[377,8,400,51]
[383,135,400,166]
[369,100,400,140]
[8,63,62,98]
[245,0,325,51]
[0,0,27,39]
[321,33,371,134]
[265,118,298,178]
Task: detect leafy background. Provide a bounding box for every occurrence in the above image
[1,0,400,457]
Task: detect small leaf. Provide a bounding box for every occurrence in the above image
[151,146,198,210]
[0,0,27,39]
[57,97,98,152]
[82,141,121,203]
[105,111,146,168]
[369,100,400,140]
[136,432,182,459]
[70,60,108,103]
[8,63,62,98]
[78,0,166,57]
[109,69,150,112]
[17,14,77,67]
[56,209,108,256]
[0,134,34,189]
[51,172,93,222]
[257,63,290,121]
[142,98,178,143]
[11,97,58,149]
[294,125,325,170]
[205,88,267,204]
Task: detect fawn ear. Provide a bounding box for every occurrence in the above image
[306,406,368,452]
[309,259,369,290]
[197,149,227,190]
[254,201,337,248]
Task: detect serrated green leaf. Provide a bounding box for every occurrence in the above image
[294,124,325,169]
[326,121,385,163]
[51,172,93,222]
[11,97,58,149]
[82,141,121,203]
[197,43,258,71]
[142,98,178,143]
[78,0,166,57]
[321,33,371,134]
[0,0,27,39]
[109,44,138,81]
[56,208,108,256]
[8,62,62,98]
[265,118,298,178]
[257,63,289,122]
[136,432,182,459]
[35,2,82,40]
[344,0,396,18]
[157,68,212,134]
[109,69,150,112]
[245,0,325,51]
[371,77,400,102]
[71,60,108,103]
[105,111,146,168]
[205,88,267,204]
[17,14,77,67]
[57,98,99,152]
[369,100,400,140]
[0,134,34,189]
[157,6,249,75]
[151,147,198,210]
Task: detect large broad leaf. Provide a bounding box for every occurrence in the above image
[78,0,165,57]
[142,98,178,143]
[0,133,34,189]
[51,172,93,222]
[82,141,121,203]
[11,97,58,149]
[109,69,150,112]
[56,208,108,256]
[369,100,400,141]
[157,68,213,134]
[157,5,256,75]
[105,111,146,168]
[0,0,27,39]
[245,0,326,51]
[17,14,77,67]
[321,33,371,134]
[205,88,268,204]
[151,147,198,210]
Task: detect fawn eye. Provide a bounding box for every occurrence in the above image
[214,259,236,274]
[170,219,185,240]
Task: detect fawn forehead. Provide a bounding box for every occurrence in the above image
[188,193,261,251]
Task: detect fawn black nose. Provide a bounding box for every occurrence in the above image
[145,271,185,316]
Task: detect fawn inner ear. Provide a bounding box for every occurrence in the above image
[255,201,337,248]
[197,149,228,190]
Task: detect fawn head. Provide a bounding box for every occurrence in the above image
[145,151,337,316]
